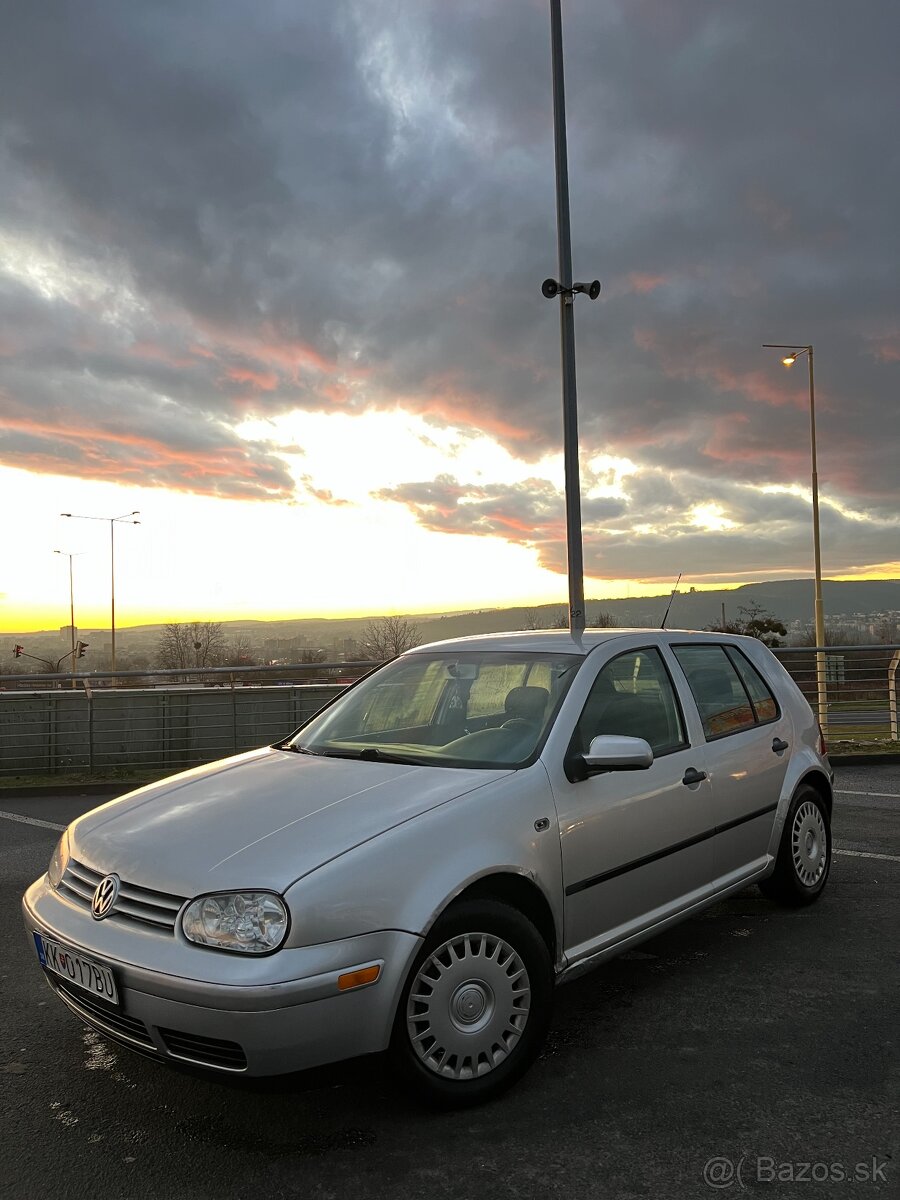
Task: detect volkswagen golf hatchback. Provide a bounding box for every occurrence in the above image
[24,629,832,1105]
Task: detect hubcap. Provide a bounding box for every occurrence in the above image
[406,932,531,1080]
[791,800,827,888]
[450,982,491,1030]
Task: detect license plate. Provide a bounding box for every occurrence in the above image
[33,932,119,1006]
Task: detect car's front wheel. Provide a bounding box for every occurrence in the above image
[760,784,831,906]
[390,899,553,1107]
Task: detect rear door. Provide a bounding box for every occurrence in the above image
[669,642,792,886]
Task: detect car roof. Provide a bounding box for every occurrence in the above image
[403,628,758,658]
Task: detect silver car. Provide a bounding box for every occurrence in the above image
[23,629,832,1105]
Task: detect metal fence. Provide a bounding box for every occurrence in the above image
[771,643,900,747]
[0,661,378,779]
[1,646,897,780]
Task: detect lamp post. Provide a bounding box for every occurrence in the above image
[763,343,827,731]
[54,549,82,688]
[60,512,140,677]
[542,0,602,637]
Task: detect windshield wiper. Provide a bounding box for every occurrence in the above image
[276,743,318,755]
[316,747,425,766]
[359,747,424,765]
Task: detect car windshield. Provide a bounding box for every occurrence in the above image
[288,650,583,769]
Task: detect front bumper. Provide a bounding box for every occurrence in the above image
[23,875,421,1076]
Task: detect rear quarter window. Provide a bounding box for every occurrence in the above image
[724,646,780,723]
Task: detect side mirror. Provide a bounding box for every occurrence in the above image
[582,733,654,773]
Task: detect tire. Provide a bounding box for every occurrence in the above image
[389,899,553,1107]
[759,784,831,907]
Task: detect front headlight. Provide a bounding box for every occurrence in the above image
[182,891,288,954]
[48,831,70,889]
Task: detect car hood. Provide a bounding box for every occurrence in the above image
[70,748,508,896]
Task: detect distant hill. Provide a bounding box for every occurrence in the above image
[5,579,899,660]
[577,578,900,631]
[412,579,900,639]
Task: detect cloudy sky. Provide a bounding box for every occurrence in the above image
[2,0,898,632]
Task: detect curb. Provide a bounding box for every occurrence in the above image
[830,753,900,767]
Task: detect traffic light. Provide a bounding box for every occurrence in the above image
[13,644,24,657]
[76,641,88,658]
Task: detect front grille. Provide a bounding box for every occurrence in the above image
[59,858,187,932]
[52,978,157,1050]
[158,1028,247,1071]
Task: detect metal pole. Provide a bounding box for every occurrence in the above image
[549,0,585,637]
[762,344,828,730]
[68,556,76,689]
[110,518,116,678]
[807,346,828,733]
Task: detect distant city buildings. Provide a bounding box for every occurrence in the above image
[261,635,363,664]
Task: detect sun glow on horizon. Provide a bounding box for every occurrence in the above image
[2,406,899,637]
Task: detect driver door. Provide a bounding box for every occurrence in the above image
[547,646,716,965]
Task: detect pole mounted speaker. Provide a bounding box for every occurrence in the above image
[573,280,602,299]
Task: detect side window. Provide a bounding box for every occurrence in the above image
[673,645,756,739]
[725,647,779,723]
[574,648,686,756]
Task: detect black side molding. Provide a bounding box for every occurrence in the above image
[565,801,779,896]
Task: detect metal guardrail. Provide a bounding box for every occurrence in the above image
[0,661,380,779]
[0,647,897,780]
[771,643,900,745]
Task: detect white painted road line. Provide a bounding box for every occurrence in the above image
[836,789,899,799]
[835,849,900,863]
[0,810,65,832]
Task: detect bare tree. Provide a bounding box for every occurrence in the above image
[706,602,787,648]
[299,648,327,663]
[220,633,257,666]
[361,616,421,659]
[791,624,862,647]
[589,611,619,628]
[522,608,546,630]
[872,617,898,644]
[156,621,227,669]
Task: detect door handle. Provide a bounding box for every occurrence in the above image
[682,767,707,786]
[772,737,789,754]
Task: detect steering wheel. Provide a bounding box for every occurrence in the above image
[501,718,536,733]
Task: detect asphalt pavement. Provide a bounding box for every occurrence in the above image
[1,764,897,1200]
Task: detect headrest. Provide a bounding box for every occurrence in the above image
[504,685,550,722]
[688,667,735,701]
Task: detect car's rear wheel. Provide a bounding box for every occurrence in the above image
[390,899,553,1107]
[760,784,831,906]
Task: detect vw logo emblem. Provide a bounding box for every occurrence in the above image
[91,873,120,920]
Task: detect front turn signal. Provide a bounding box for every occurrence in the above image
[338,964,381,992]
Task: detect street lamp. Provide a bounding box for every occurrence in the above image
[60,511,140,676]
[542,0,602,637]
[762,343,827,730]
[54,549,83,688]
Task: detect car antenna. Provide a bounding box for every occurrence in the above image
[660,572,682,629]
